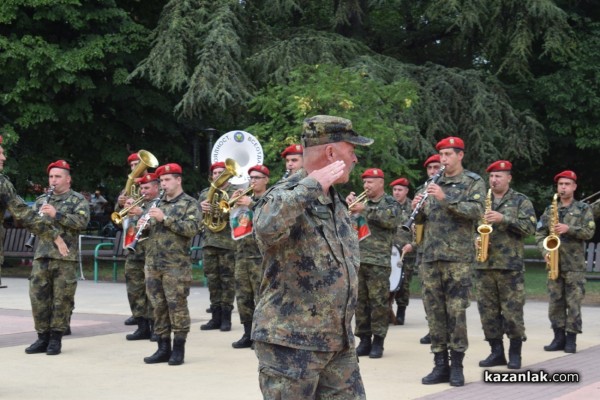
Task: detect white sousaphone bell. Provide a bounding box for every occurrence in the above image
[211,130,264,186]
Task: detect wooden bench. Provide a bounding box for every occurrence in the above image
[585,242,600,281]
[190,233,205,285]
[2,228,35,260]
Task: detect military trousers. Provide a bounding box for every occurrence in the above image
[145,264,191,339]
[255,341,366,400]
[355,263,390,338]
[548,271,585,334]
[29,258,77,333]
[234,256,262,323]
[394,258,415,308]
[475,269,526,340]
[203,246,235,308]
[421,261,471,353]
[125,258,152,319]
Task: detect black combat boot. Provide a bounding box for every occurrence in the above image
[369,335,385,358]
[200,306,222,330]
[63,326,71,336]
[507,339,523,369]
[232,322,253,349]
[148,319,158,342]
[355,335,372,357]
[144,337,172,364]
[543,328,566,351]
[449,350,465,387]
[46,331,63,355]
[395,306,406,325]
[564,332,577,353]
[126,317,152,341]
[422,351,450,385]
[25,332,50,354]
[220,306,232,332]
[124,315,136,325]
[168,337,186,365]
[420,332,431,344]
[479,339,507,367]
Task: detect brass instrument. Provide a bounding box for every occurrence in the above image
[25,185,56,249]
[203,158,241,232]
[110,196,145,225]
[476,189,493,262]
[126,190,164,253]
[219,185,254,215]
[543,193,561,280]
[347,190,369,214]
[124,150,159,197]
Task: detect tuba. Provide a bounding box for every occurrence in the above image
[476,189,493,262]
[543,193,561,280]
[211,131,263,185]
[203,158,241,232]
[124,150,159,197]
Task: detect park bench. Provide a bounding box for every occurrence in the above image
[585,242,600,281]
[2,228,35,260]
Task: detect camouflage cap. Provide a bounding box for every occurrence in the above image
[301,115,374,148]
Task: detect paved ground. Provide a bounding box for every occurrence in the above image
[1,277,599,399]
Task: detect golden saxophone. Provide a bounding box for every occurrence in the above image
[543,193,561,280]
[476,189,493,262]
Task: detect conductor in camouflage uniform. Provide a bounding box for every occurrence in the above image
[142,163,201,365]
[535,170,595,354]
[252,115,372,399]
[199,161,237,332]
[26,160,90,356]
[348,168,401,359]
[475,160,537,370]
[413,137,485,387]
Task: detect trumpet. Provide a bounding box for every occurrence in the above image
[347,190,369,214]
[110,196,145,225]
[219,185,254,215]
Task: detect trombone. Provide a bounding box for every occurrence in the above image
[348,190,369,214]
[111,196,145,225]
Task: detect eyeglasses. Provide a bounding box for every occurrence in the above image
[249,176,267,180]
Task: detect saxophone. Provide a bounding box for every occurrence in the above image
[543,193,561,280]
[202,158,240,232]
[476,189,493,262]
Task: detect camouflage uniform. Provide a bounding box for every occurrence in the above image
[29,189,90,334]
[124,210,152,321]
[475,189,537,341]
[144,192,201,340]
[355,194,401,338]
[393,198,416,309]
[252,169,365,399]
[416,170,486,353]
[535,200,595,334]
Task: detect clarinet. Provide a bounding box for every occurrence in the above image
[401,166,446,232]
[25,185,56,249]
[126,190,164,254]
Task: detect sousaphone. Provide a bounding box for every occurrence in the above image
[211,131,264,185]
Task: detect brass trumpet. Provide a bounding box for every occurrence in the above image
[111,196,145,225]
[219,185,254,215]
[348,190,369,214]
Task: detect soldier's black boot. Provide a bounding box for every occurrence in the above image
[564,332,577,353]
[507,339,522,369]
[148,319,158,342]
[422,351,450,385]
[200,306,222,330]
[479,338,507,367]
[420,332,431,344]
[369,335,385,358]
[126,317,152,341]
[144,337,172,364]
[544,328,566,351]
[63,326,71,336]
[395,306,406,325]
[25,332,50,354]
[449,350,465,387]
[168,337,186,365]
[46,331,63,355]
[355,335,372,357]
[220,306,232,332]
[124,315,136,325]
[232,322,253,349]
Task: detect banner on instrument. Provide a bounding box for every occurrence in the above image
[352,215,371,241]
[230,206,254,240]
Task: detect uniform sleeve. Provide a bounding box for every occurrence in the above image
[565,204,595,241]
[366,199,400,229]
[498,196,537,237]
[164,200,202,238]
[444,177,486,221]
[59,197,90,231]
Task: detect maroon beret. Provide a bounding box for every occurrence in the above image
[248,164,270,177]
[361,168,384,179]
[156,163,182,176]
[554,170,577,182]
[486,160,512,173]
[435,136,464,151]
[47,160,71,174]
[281,144,303,158]
[390,178,409,187]
[423,154,441,167]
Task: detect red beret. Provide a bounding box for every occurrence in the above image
[248,164,270,177]
[210,161,226,172]
[156,163,182,177]
[435,136,464,151]
[486,160,512,173]
[390,178,409,187]
[127,153,140,164]
[137,172,158,184]
[361,168,384,179]
[47,160,71,173]
[281,144,303,158]
[423,154,441,167]
[554,170,577,182]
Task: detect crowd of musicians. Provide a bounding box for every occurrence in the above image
[0,114,597,397]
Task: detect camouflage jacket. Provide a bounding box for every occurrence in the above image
[199,186,235,250]
[235,195,263,259]
[252,169,359,352]
[145,192,201,268]
[535,200,595,272]
[476,188,537,271]
[33,189,90,261]
[393,198,416,260]
[359,193,402,267]
[416,169,486,263]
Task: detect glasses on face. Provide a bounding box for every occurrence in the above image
[249,176,266,180]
